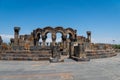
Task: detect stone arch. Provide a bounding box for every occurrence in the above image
[42,26,54,36]
[33,28,42,46]
[55,26,66,35]
[66,28,76,41]
[35,28,42,40]
[42,26,56,46]
[55,27,67,41]
[32,27,77,46]
[36,28,42,33]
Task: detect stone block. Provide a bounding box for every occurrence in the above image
[0,45,2,50]
[71,56,90,62]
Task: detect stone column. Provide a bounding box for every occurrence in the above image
[69,42,72,58]
[62,35,67,49]
[79,43,87,58]
[52,33,56,46]
[74,29,77,41]
[0,36,3,45]
[10,38,14,46]
[36,40,39,46]
[42,35,47,47]
[33,30,36,46]
[36,34,40,46]
[69,42,74,58]
[86,31,91,43]
[14,27,20,46]
[66,39,70,55]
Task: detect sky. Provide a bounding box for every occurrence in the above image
[0,0,120,44]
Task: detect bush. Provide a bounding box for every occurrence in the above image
[113,44,120,49]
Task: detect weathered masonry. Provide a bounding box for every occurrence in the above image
[0,26,116,62]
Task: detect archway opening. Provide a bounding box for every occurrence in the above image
[67,33,72,42]
[38,35,42,46]
[36,33,41,46]
[56,32,62,43]
[46,32,52,46]
[56,32,63,49]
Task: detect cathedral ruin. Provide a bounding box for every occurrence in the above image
[0,26,116,62]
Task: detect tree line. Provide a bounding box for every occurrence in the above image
[113,44,120,49]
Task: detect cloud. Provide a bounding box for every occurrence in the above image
[0,34,62,43]
[0,34,14,43]
[1,34,119,44]
[92,37,120,44]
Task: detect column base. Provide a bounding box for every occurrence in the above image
[49,57,64,63]
[71,56,90,61]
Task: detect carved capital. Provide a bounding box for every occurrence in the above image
[87,31,91,35]
[14,27,20,33]
[62,35,67,41]
[42,35,47,41]
[52,33,56,41]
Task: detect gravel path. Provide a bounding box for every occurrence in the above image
[0,53,120,80]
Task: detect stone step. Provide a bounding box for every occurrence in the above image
[0,50,52,61]
[5,50,51,54]
[0,56,50,60]
[86,52,114,56]
[1,54,51,57]
[87,53,117,59]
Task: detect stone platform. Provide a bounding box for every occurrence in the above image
[86,50,117,59]
[0,50,52,60]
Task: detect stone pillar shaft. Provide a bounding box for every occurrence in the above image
[87,31,91,43]
[62,35,67,49]
[42,35,47,47]
[52,33,56,46]
[14,27,20,46]
[42,40,46,47]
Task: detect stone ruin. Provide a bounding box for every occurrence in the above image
[0,26,116,62]
[0,36,3,45]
